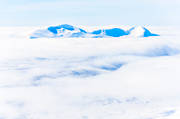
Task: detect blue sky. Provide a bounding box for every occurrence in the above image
[1,0,180,26]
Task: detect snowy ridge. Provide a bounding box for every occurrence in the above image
[30,24,159,39]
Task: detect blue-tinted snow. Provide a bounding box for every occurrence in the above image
[92,28,128,37]
[91,29,102,35]
[105,28,128,37]
[48,24,75,34]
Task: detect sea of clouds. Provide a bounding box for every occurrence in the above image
[0,26,180,119]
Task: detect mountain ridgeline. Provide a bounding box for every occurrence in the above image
[30,24,159,39]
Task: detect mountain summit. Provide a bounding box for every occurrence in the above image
[127,26,159,37]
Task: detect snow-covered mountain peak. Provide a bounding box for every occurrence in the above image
[127,26,159,37]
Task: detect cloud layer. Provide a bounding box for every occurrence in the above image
[0,26,180,118]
